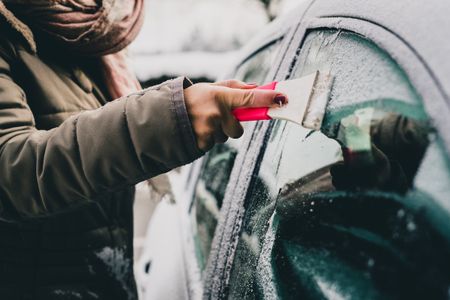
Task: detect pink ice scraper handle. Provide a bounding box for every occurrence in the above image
[232,82,278,121]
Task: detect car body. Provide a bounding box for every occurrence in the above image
[137,1,450,299]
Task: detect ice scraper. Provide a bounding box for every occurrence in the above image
[232,71,334,130]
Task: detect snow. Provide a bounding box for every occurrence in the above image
[130,51,240,82]
[129,0,270,81]
[131,0,269,54]
[269,0,308,17]
[129,0,308,81]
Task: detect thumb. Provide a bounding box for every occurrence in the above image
[219,87,288,109]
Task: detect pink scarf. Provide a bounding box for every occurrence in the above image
[1,0,144,99]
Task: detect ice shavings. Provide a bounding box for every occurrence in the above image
[256,212,279,299]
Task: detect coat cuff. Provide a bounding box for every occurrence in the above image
[168,77,204,164]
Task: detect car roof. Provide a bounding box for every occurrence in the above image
[306,0,450,103]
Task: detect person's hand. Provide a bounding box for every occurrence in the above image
[184,80,287,151]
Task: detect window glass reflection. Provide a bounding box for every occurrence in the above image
[332,108,430,194]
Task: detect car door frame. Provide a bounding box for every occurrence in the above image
[202,4,317,298]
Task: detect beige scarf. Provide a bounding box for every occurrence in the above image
[0,0,144,99]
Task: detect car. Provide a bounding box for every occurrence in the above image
[136,0,450,299]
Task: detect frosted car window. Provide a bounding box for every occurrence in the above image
[190,41,282,272]
[227,30,450,299]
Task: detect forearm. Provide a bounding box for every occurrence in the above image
[0,77,202,219]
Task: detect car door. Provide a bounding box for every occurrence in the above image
[188,37,281,270]
[204,1,450,299]
[172,17,298,300]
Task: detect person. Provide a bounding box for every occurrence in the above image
[330,113,430,193]
[0,1,286,299]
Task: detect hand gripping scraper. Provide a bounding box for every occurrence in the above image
[232,71,334,130]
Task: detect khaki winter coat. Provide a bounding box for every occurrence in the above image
[0,8,201,300]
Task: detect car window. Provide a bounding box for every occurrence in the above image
[227,29,450,299]
[190,40,282,272]
[234,40,282,83]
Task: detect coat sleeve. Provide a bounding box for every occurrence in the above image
[0,46,203,220]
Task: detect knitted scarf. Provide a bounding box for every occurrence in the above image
[0,0,144,99]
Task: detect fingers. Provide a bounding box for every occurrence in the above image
[184,80,287,152]
[214,126,229,144]
[213,79,257,89]
[195,119,217,151]
[196,119,230,150]
[213,79,288,108]
[217,87,288,109]
[222,113,244,139]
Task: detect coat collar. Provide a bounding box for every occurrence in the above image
[0,2,36,53]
